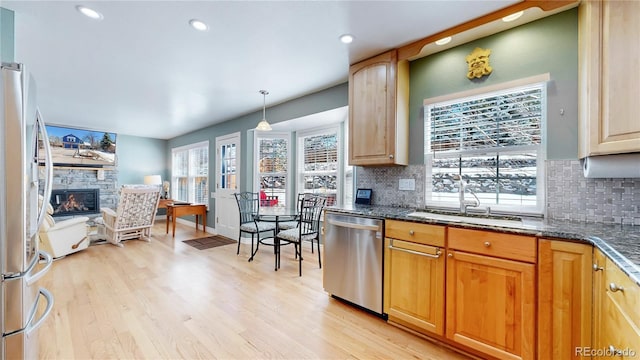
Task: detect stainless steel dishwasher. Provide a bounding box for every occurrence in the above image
[323,212,384,316]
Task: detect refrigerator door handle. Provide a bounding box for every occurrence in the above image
[34,109,53,230]
[26,250,52,286]
[2,288,54,338]
[1,250,51,283]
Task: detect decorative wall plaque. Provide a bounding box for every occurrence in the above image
[466,47,493,79]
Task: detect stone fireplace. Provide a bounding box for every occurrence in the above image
[44,167,119,219]
[50,188,100,217]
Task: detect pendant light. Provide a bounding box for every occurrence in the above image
[255,90,272,131]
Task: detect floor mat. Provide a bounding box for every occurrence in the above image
[183,235,236,250]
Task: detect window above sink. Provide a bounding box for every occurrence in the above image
[423,74,550,216]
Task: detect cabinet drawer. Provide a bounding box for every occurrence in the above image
[448,227,536,263]
[385,220,445,247]
[600,291,640,358]
[604,257,640,330]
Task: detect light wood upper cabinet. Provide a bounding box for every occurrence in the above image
[348,50,409,166]
[579,0,640,157]
[537,239,592,360]
[446,228,536,360]
[384,221,445,335]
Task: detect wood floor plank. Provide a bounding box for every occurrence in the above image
[37,220,470,359]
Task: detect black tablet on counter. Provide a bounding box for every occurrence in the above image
[355,188,373,205]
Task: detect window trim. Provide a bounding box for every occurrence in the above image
[171,140,210,207]
[296,124,342,206]
[423,75,549,215]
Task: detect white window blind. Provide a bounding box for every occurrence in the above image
[427,84,543,156]
[299,131,338,206]
[172,141,209,205]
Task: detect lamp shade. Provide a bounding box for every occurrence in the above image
[255,118,272,131]
[255,89,272,131]
[144,175,162,185]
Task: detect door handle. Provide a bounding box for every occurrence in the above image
[326,218,380,231]
[3,288,54,338]
[388,242,441,258]
[35,111,53,232]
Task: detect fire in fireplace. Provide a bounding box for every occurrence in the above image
[50,189,100,217]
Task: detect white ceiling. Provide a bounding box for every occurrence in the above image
[3,0,522,139]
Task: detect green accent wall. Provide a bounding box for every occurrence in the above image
[1,8,15,63]
[409,8,578,163]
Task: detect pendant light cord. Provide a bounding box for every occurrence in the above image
[260,90,269,120]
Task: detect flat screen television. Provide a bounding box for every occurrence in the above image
[39,124,117,167]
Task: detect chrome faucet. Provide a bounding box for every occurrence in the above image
[453,175,480,214]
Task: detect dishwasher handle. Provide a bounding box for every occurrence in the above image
[326,218,381,231]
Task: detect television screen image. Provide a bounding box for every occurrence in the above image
[40,124,117,167]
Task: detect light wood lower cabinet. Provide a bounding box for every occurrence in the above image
[383,223,640,360]
[384,220,445,335]
[446,249,536,360]
[593,249,640,359]
[537,239,593,360]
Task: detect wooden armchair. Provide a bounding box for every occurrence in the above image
[101,185,161,247]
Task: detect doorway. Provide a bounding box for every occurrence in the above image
[214,132,240,239]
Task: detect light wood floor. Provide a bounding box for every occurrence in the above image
[38,220,470,359]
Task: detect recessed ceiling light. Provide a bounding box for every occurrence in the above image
[189,19,208,32]
[339,34,354,44]
[76,5,103,20]
[502,11,524,22]
[435,36,452,46]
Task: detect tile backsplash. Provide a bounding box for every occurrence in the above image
[355,165,425,208]
[356,160,640,225]
[546,160,640,225]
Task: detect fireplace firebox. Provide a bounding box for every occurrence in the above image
[50,189,100,217]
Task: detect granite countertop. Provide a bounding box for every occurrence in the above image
[325,204,640,286]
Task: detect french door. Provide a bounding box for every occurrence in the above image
[214,132,240,239]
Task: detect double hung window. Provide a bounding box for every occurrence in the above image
[425,80,546,214]
[296,126,341,206]
[171,141,209,206]
[255,133,289,208]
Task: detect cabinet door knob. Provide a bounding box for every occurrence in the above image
[609,282,624,292]
[593,263,603,271]
[483,241,491,247]
[409,230,414,235]
[608,345,622,356]
[389,154,394,159]
[447,253,453,258]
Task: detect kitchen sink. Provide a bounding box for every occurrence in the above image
[406,211,531,229]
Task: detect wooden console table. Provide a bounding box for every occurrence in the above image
[166,204,207,237]
[158,199,172,209]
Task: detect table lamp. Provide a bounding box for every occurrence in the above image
[144,175,163,197]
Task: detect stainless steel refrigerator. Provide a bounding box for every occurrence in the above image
[1,63,54,359]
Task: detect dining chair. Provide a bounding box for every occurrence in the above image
[274,194,326,276]
[234,192,276,260]
[277,193,321,253]
[276,193,308,230]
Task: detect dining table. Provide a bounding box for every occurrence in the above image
[252,206,299,270]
